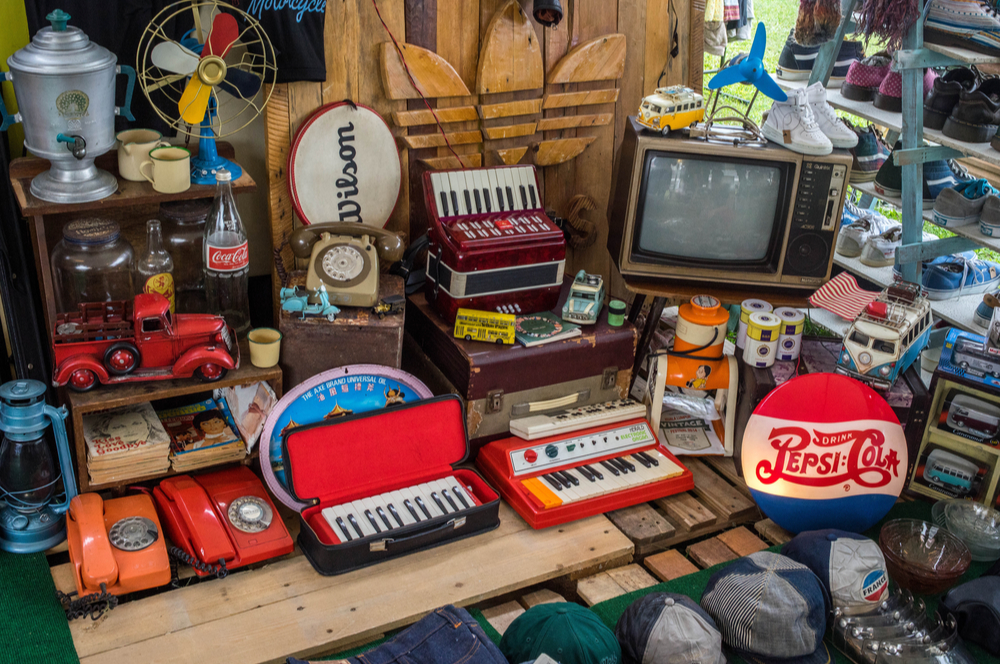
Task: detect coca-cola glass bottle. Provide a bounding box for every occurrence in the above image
[203,168,251,335]
[136,219,175,313]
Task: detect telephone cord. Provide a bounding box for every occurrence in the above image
[57,583,119,621]
[169,546,228,579]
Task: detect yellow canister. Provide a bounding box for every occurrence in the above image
[774,307,806,362]
[743,312,780,368]
[736,298,772,350]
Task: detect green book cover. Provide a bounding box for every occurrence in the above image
[515,312,582,347]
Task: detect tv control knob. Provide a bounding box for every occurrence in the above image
[831,188,840,197]
[524,450,538,463]
[545,444,559,458]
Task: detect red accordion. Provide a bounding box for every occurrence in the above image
[422,165,567,323]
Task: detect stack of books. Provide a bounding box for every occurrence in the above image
[82,403,171,485]
[157,398,246,472]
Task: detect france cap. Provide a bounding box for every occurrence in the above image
[781,529,888,611]
[700,551,831,664]
[615,592,726,664]
[501,602,621,664]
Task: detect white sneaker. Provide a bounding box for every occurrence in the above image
[805,82,859,148]
[836,213,900,258]
[762,89,834,155]
[859,228,937,267]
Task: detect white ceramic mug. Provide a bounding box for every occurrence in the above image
[140,146,192,193]
[117,129,168,181]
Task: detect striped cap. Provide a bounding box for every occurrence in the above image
[700,552,831,664]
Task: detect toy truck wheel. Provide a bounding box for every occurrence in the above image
[195,363,228,382]
[68,368,98,392]
[661,126,670,137]
[104,342,141,375]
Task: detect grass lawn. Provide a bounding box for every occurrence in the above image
[702,0,1000,264]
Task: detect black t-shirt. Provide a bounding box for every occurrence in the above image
[243,0,327,83]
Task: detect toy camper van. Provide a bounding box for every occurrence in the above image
[947,393,1000,443]
[950,335,1000,379]
[562,270,604,325]
[836,281,932,391]
[637,86,705,136]
[923,449,979,497]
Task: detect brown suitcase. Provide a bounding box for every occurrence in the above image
[405,278,637,448]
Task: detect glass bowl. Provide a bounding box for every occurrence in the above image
[879,519,971,594]
[944,501,1000,562]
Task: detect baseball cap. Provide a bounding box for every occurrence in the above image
[615,592,726,664]
[700,551,831,664]
[500,603,622,664]
[781,529,888,611]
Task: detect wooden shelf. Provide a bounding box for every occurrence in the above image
[67,340,282,492]
[621,276,814,307]
[9,141,256,216]
[925,41,1000,66]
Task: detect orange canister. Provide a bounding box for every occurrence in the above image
[674,295,729,358]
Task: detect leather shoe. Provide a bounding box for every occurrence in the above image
[925,67,979,130]
[943,77,1000,143]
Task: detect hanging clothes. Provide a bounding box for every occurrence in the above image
[704,0,728,56]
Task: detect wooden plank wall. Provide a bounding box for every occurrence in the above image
[266,0,705,312]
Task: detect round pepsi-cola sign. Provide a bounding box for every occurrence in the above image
[742,374,907,533]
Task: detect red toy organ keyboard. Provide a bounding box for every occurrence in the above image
[477,418,694,529]
[423,165,566,323]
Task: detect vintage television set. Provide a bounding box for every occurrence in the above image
[608,117,853,292]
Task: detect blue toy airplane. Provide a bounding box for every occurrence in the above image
[707,23,787,102]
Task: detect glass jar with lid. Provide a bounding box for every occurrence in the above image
[159,199,210,313]
[50,218,135,313]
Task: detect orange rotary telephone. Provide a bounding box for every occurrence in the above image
[289,222,405,307]
[153,466,293,577]
[66,493,172,597]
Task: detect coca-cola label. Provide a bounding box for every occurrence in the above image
[206,241,249,272]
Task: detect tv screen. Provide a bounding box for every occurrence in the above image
[634,152,788,266]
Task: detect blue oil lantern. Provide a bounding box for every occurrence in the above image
[0,379,77,552]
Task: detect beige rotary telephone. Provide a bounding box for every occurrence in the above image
[290,223,405,308]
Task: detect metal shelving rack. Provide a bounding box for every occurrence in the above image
[789,0,1000,335]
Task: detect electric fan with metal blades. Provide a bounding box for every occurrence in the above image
[136,0,275,184]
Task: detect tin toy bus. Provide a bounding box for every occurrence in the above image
[836,281,931,390]
[453,308,516,345]
[923,449,979,497]
[637,86,705,136]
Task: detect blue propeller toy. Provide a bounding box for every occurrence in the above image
[707,23,787,102]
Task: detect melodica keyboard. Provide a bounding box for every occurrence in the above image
[477,418,694,529]
[322,477,479,542]
[422,165,566,323]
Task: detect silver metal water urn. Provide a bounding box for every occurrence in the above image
[0,9,136,204]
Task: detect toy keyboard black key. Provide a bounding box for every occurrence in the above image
[599,460,620,476]
[529,185,537,208]
[610,457,632,473]
[473,189,482,214]
[376,506,393,529]
[431,492,449,514]
[639,451,659,466]
[405,499,421,522]
[452,486,470,508]
[506,186,514,210]
[618,456,637,472]
[496,187,505,211]
[335,516,353,541]
[632,453,652,468]
[439,192,449,216]
[347,513,365,538]
[464,190,472,215]
[442,488,459,512]
[519,185,528,209]
[558,470,580,486]
[450,191,459,215]
[364,509,381,533]
[387,504,405,527]
[577,465,595,481]
[482,188,492,212]
[583,464,603,480]
[543,474,563,491]
[415,496,433,519]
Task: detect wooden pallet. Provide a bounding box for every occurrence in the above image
[605,457,762,557]
[48,503,632,664]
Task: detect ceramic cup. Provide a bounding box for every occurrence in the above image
[117,129,168,181]
[140,146,191,193]
[248,328,282,368]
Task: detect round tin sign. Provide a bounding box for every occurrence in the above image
[741,373,907,534]
[288,102,401,228]
[260,365,433,510]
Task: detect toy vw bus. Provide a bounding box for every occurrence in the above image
[951,336,1000,379]
[562,270,604,325]
[946,393,1000,443]
[923,449,979,497]
[453,308,516,345]
[637,86,705,136]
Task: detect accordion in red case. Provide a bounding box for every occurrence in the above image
[422,165,567,323]
[283,395,501,575]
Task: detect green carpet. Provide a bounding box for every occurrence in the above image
[0,550,78,664]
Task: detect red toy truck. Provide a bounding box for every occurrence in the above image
[52,293,239,391]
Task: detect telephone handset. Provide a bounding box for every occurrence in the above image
[153,466,293,577]
[66,493,171,597]
[290,222,405,308]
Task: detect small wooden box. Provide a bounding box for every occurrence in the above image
[278,271,405,391]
